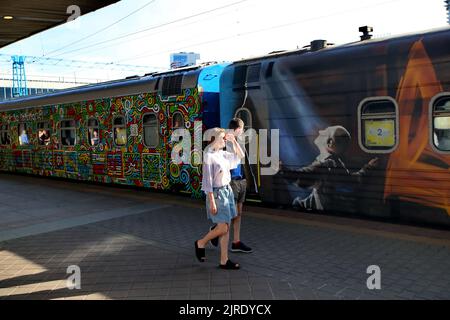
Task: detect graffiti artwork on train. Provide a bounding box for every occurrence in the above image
[218,29,449,225]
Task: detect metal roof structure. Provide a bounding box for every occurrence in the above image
[0,0,120,49]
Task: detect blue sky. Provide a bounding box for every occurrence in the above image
[0,0,448,85]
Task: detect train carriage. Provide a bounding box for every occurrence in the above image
[0,63,227,197]
[1,27,449,227]
[220,27,450,226]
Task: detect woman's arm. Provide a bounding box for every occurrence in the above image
[225,133,244,159]
[208,192,217,215]
[201,156,217,214]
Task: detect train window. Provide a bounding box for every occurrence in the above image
[0,125,10,145]
[235,108,252,130]
[358,97,399,153]
[113,116,127,146]
[61,120,76,146]
[233,65,247,87]
[265,62,275,78]
[172,112,184,129]
[246,63,261,83]
[88,118,100,146]
[154,77,161,91]
[431,96,450,152]
[143,114,159,148]
[162,75,183,96]
[37,122,51,146]
[18,123,29,146]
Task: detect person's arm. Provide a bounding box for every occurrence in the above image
[223,134,244,170]
[280,160,322,176]
[201,157,217,215]
[225,133,244,159]
[279,160,326,188]
[208,192,217,215]
[351,157,379,179]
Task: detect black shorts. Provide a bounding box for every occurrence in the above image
[230,179,247,204]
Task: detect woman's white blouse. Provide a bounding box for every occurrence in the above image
[201,149,241,193]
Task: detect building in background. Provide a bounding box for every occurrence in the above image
[0,86,56,101]
[170,52,200,69]
[0,76,98,101]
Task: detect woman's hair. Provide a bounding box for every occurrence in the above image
[205,127,225,148]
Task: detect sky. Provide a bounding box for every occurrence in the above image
[0,0,448,87]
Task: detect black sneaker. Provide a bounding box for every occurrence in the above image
[209,225,219,247]
[231,241,252,253]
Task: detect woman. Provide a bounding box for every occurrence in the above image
[90,129,99,146]
[19,130,29,146]
[195,128,244,269]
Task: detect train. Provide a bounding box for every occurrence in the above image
[0,26,449,227]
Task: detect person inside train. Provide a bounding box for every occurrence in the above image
[433,117,450,151]
[90,129,99,146]
[195,127,244,270]
[19,130,29,146]
[279,125,379,212]
[1,127,10,145]
[173,115,183,129]
[39,130,50,146]
[172,114,184,145]
[65,137,72,146]
[115,127,127,145]
[63,132,75,146]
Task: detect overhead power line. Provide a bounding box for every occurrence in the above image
[48,0,251,59]
[0,76,100,85]
[43,0,157,57]
[0,54,163,72]
[67,3,254,60]
[113,0,404,64]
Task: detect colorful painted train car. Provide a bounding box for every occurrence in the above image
[220,27,450,226]
[0,63,227,197]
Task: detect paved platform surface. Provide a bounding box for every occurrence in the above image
[0,173,450,300]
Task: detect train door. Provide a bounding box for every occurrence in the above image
[167,109,191,194]
[35,120,53,175]
[15,121,33,173]
[0,122,11,171]
[141,111,162,188]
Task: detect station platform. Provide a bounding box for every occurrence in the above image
[0,173,449,300]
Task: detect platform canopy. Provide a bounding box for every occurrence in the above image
[0,0,120,49]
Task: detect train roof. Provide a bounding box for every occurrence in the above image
[231,26,450,65]
[0,63,223,111]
